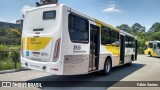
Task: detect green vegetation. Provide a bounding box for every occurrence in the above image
[0,28,21,45]
[117,22,160,54]
[0,58,21,70]
[0,45,21,70]
[0,28,21,71]
[0,45,9,59]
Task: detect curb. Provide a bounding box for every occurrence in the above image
[0,68,30,74]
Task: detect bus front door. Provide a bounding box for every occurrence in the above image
[153,43,157,55]
[89,24,100,71]
[120,35,125,64]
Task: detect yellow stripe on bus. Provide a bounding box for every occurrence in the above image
[95,19,120,32]
[21,37,26,50]
[144,48,157,56]
[105,45,120,58]
[26,37,52,51]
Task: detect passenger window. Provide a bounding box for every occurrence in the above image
[101,26,111,45]
[68,14,89,43]
[111,30,119,46]
[157,43,160,48]
[125,36,128,47]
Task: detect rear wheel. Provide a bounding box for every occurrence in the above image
[127,55,133,66]
[149,52,152,57]
[103,58,112,76]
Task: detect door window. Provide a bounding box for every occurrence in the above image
[153,44,157,50]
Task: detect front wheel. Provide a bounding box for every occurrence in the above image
[103,58,112,76]
[149,52,152,57]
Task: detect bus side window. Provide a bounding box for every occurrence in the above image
[125,36,128,48]
[132,38,135,48]
[68,14,89,43]
[157,43,160,49]
[128,37,133,48]
[101,26,111,45]
[111,30,119,46]
[131,37,134,48]
[128,37,131,48]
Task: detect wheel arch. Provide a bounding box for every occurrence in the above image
[148,51,151,55]
[105,56,112,68]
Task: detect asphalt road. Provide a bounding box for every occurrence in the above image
[0,55,160,90]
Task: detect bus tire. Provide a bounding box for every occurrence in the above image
[149,52,152,57]
[103,58,112,76]
[127,55,133,66]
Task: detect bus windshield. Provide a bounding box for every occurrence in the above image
[149,43,153,48]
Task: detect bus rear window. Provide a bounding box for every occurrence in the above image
[43,10,56,20]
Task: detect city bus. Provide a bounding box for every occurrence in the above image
[144,41,160,57]
[21,3,137,75]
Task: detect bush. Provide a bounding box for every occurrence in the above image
[0,60,15,70]
[138,47,145,54]
[0,50,21,70]
[0,59,21,70]
[0,45,9,59]
[10,51,20,62]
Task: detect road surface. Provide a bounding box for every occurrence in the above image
[0,55,160,90]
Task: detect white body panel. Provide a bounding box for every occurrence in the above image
[21,4,137,75]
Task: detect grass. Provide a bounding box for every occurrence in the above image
[0,58,21,71]
[7,45,20,47]
[0,45,21,71]
[7,45,20,50]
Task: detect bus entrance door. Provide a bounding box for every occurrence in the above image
[120,35,125,64]
[153,43,157,54]
[89,24,100,71]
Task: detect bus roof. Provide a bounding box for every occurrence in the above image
[27,4,137,39]
[68,4,136,39]
[149,41,160,43]
[95,19,136,38]
[24,4,66,14]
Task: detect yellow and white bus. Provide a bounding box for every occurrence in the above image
[144,41,160,57]
[21,3,137,75]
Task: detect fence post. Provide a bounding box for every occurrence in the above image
[14,56,17,69]
[13,51,19,69]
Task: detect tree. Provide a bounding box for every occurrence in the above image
[0,29,7,36]
[131,23,145,33]
[0,45,9,59]
[148,22,160,33]
[0,28,21,45]
[150,32,160,41]
[116,24,132,33]
[5,29,21,38]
